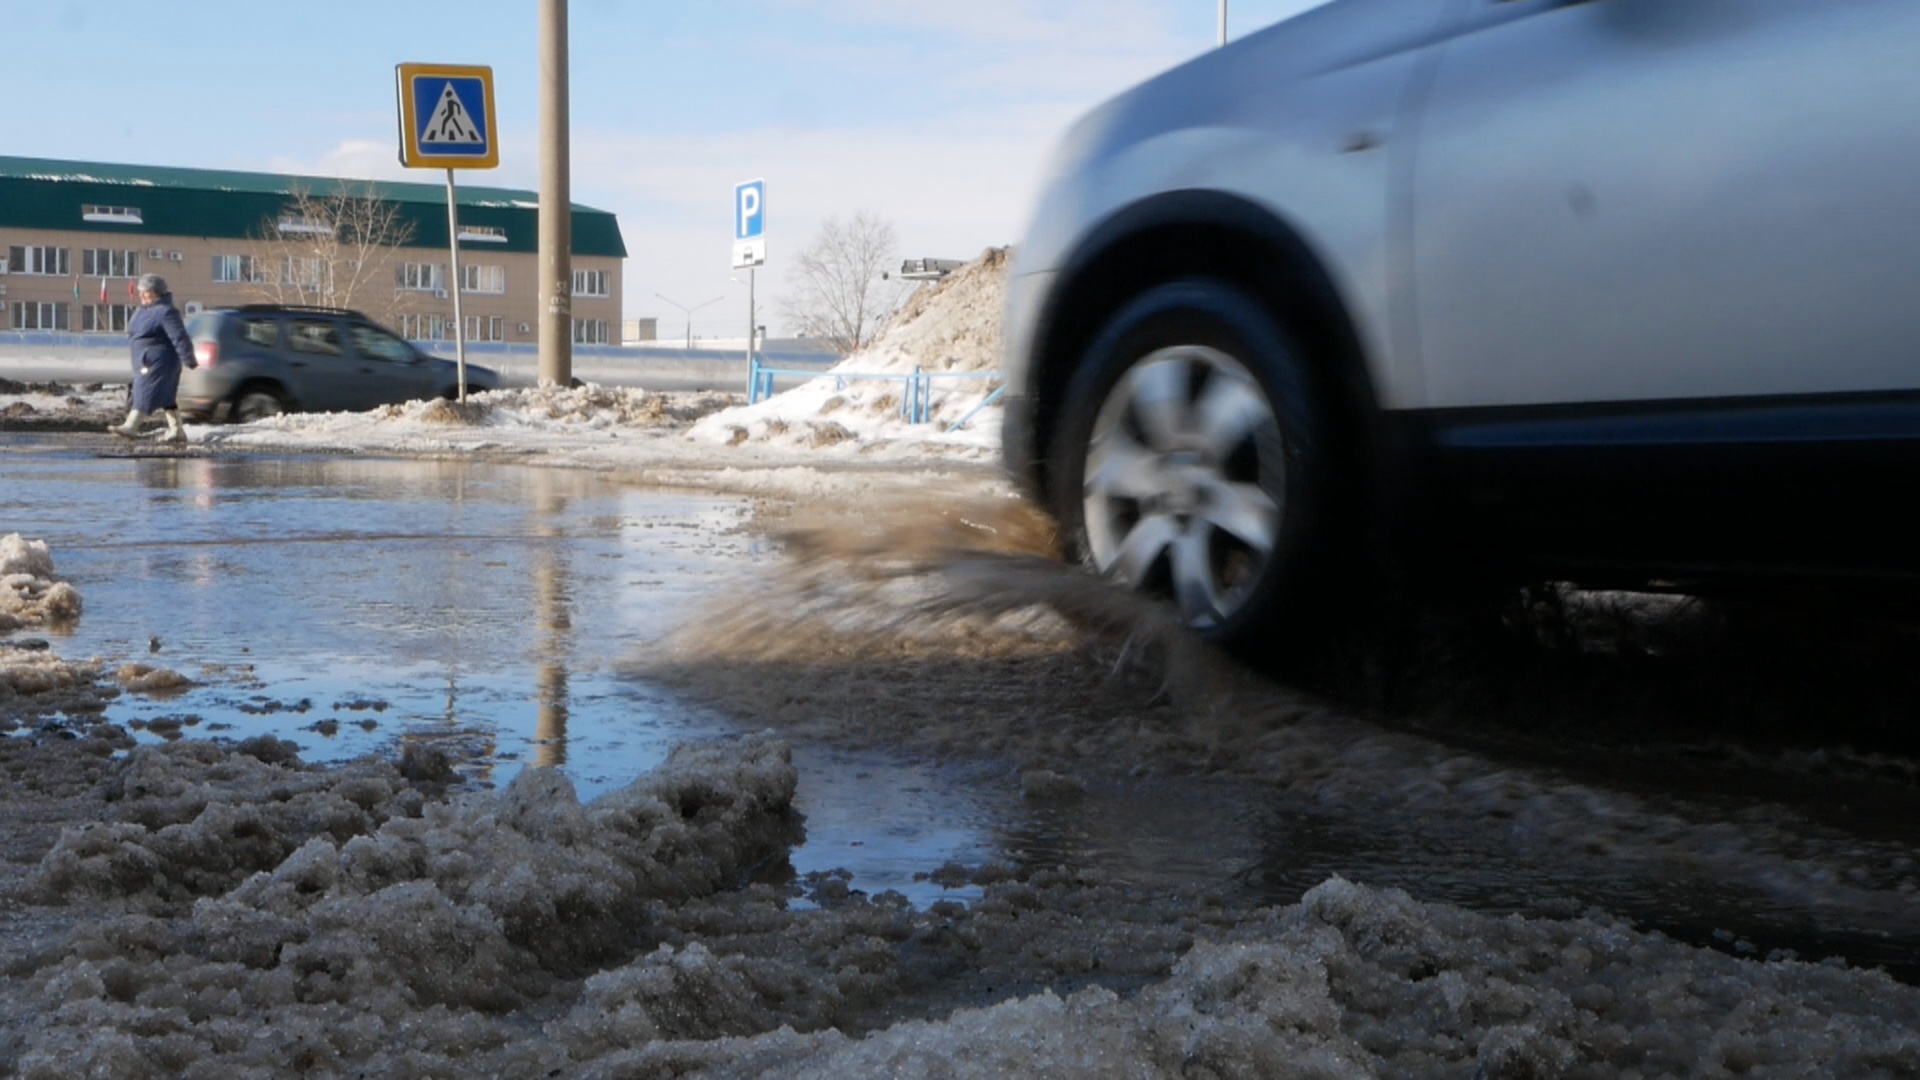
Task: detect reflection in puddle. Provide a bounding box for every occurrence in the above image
[5,445,1006,907]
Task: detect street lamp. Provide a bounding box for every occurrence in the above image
[654,292,725,349]
[1218,0,1228,46]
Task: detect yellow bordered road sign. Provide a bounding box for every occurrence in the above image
[396,63,499,169]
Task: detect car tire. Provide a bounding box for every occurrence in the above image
[231,386,287,424]
[1046,280,1343,656]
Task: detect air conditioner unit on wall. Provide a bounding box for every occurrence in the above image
[517,323,530,334]
[168,251,183,262]
[0,257,9,274]
[147,248,163,259]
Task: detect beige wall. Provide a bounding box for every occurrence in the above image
[1,226,622,343]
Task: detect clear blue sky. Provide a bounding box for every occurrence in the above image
[5,0,1327,338]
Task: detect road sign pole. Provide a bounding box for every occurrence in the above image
[446,168,468,399]
[745,266,756,394]
[396,61,495,400]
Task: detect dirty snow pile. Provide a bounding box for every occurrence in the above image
[413,382,738,429]
[0,378,123,426]
[197,382,734,461]
[0,534,82,633]
[686,248,1008,459]
[0,535,103,713]
[4,724,1919,1076]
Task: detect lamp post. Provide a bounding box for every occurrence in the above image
[1218,0,1228,46]
[539,0,572,385]
[654,292,725,349]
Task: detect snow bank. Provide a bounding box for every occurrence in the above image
[687,249,1008,459]
[13,723,1919,1077]
[196,383,737,461]
[17,734,805,1074]
[0,378,124,427]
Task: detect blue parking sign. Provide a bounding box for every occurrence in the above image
[736,179,766,241]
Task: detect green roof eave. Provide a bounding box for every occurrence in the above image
[0,155,626,258]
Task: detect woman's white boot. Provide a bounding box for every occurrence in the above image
[160,410,187,445]
[109,409,147,439]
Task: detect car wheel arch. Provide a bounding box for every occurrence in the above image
[1024,190,1380,513]
[229,379,293,422]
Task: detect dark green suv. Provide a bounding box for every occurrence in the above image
[179,305,500,422]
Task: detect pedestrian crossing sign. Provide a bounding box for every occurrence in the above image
[396,63,499,169]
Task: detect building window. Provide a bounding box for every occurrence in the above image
[81,204,143,224]
[457,224,507,243]
[400,313,455,341]
[10,302,70,331]
[396,262,442,292]
[7,245,71,276]
[211,254,263,284]
[280,257,325,288]
[459,264,505,294]
[82,249,142,278]
[82,304,135,333]
[572,269,609,298]
[572,318,608,345]
[464,315,504,342]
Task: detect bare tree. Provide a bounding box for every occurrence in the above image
[778,210,905,356]
[245,182,417,326]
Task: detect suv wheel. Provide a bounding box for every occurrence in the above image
[232,386,287,423]
[1048,280,1339,650]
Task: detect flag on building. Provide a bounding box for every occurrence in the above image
[99,278,109,303]
[128,278,137,299]
[72,275,80,301]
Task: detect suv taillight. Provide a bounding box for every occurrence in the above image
[194,341,218,367]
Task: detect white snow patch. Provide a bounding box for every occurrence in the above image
[688,248,1008,460]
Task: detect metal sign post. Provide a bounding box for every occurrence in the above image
[396,62,499,400]
[445,169,467,398]
[733,179,767,393]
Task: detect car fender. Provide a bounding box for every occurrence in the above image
[1005,1,1464,507]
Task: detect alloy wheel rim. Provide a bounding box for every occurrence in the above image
[1081,345,1284,629]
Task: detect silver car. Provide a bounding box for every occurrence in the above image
[1002,0,1920,652]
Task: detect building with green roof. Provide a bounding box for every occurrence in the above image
[0,155,625,344]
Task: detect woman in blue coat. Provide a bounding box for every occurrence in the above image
[111,273,197,443]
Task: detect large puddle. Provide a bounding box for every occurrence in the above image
[1,439,1021,904]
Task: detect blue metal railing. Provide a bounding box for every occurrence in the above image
[748,355,1004,427]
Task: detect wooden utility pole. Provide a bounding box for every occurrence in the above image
[538,0,573,385]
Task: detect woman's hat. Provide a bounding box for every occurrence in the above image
[136,273,168,294]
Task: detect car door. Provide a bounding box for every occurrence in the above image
[282,317,361,411]
[1403,0,1920,572]
[341,322,437,408]
[1411,0,1920,411]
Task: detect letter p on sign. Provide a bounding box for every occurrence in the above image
[735,179,765,241]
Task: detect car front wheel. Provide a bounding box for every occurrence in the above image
[1048,281,1340,652]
